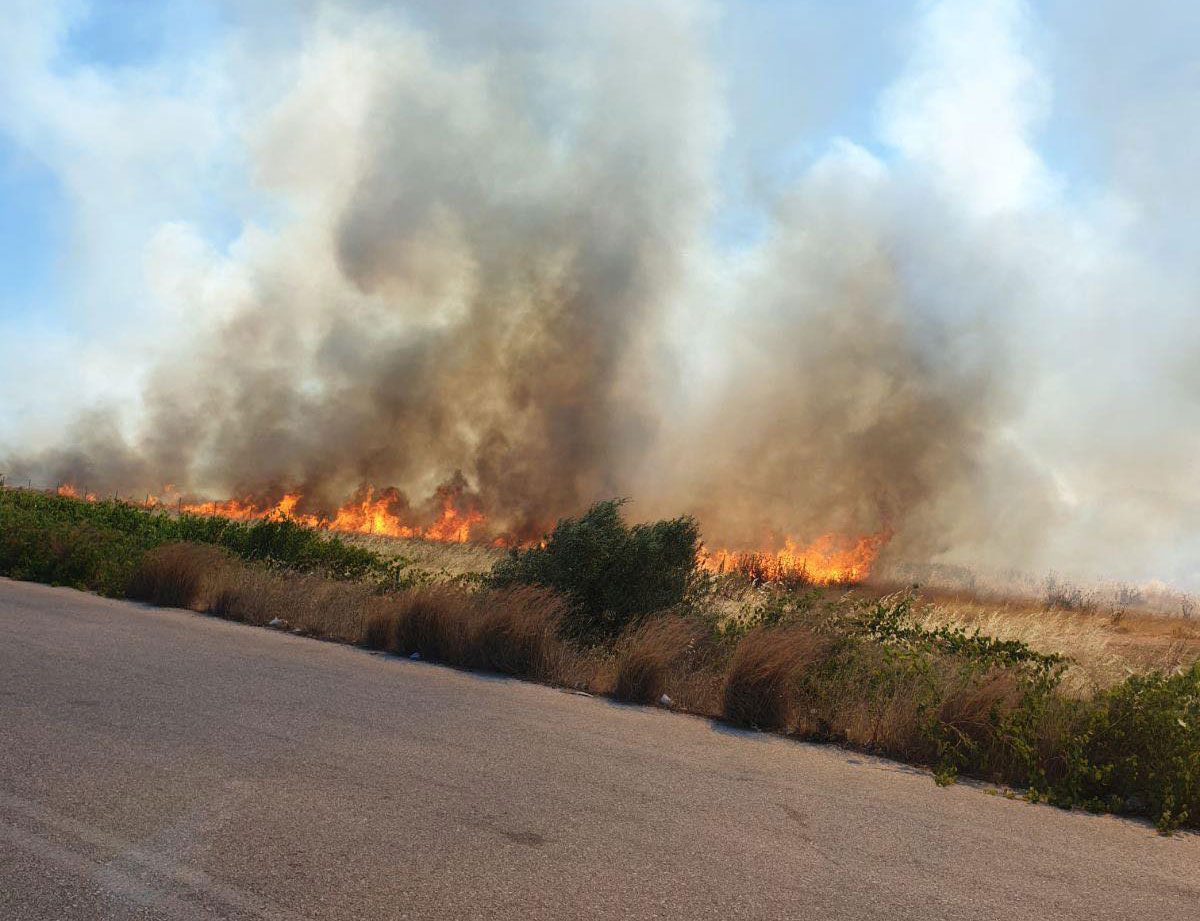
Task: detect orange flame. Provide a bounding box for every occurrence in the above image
[176,497,261,521]
[51,481,482,541]
[172,486,481,543]
[49,479,884,569]
[701,529,891,586]
[326,488,418,538]
[56,484,97,501]
[425,495,485,543]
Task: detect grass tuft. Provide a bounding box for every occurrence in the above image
[126,542,229,609]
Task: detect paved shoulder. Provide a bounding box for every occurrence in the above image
[1,578,1197,920]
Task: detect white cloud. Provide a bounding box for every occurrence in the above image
[880,0,1054,216]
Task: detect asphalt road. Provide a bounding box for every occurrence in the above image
[1,578,1197,920]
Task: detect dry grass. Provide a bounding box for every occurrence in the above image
[328,533,1200,687]
[823,644,935,757]
[700,572,1200,693]
[340,534,506,578]
[131,537,1200,712]
[722,625,832,731]
[128,542,593,683]
[875,560,1200,619]
[358,584,593,685]
[719,623,1051,769]
[611,615,724,710]
[128,542,374,639]
[908,598,1200,691]
[126,542,231,609]
[207,567,375,640]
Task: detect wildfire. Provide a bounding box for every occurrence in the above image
[179,488,484,543]
[48,477,888,572]
[51,481,488,544]
[176,497,262,521]
[425,497,485,543]
[56,484,96,501]
[324,488,417,537]
[700,529,891,586]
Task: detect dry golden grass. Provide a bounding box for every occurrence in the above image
[342,534,1200,687]
[340,534,506,578]
[611,615,724,710]
[129,542,375,640]
[129,537,1200,702]
[207,566,376,640]
[700,570,1200,692]
[358,535,1200,688]
[906,595,1200,691]
[722,625,832,731]
[875,560,1200,618]
[126,542,231,609]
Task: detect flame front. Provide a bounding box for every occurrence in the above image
[47,482,482,543]
[49,479,888,571]
[56,484,97,501]
[700,529,891,586]
[325,488,418,537]
[425,496,485,543]
[51,479,487,543]
[175,497,262,521]
[170,488,483,542]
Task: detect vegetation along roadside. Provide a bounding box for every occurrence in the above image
[2,486,1197,833]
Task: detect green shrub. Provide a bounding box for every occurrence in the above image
[217,516,379,579]
[489,499,700,643]
[0,512,140,595]
[1063,663,1200,832]
[0,487,386,593]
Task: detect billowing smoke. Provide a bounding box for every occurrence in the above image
[4,0,1199,583]
[9,2,721,542]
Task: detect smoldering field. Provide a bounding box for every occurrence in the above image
[4,0,1200,589]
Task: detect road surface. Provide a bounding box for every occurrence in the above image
[1,577,1196,920]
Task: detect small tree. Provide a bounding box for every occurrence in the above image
[490,499,700,643]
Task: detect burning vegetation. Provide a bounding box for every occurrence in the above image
[699,530,893,587]
[57,476,492,545]
[4,0,1022,588]
[52,477,893,585]
[171,486,486,544]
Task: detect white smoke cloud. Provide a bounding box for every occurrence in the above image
[880,0,1054,216]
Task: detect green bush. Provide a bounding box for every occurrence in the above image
[490,499,700,642]
[0,511,141,595]
[0,487,386,593]
[1062,663,1200,832]
[826,591,1200,831]
[206,516,380,579]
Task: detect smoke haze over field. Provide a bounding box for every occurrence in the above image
[2,0,1199,584]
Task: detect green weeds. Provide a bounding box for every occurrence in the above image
[0,487,384,593]
[490,499,700,642]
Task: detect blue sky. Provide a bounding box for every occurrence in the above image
[0,134,63,319]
